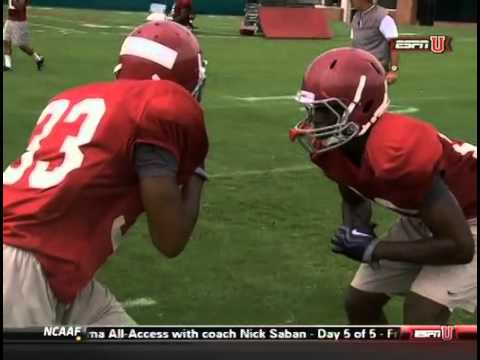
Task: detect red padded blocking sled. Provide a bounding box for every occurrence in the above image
[259,6,333,39]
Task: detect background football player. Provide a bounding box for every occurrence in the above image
[170,0,196,30]
[3,21,208,326]
[290,48,476,324]
[3,0,44,71]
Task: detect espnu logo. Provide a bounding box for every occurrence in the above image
[402,326,454,341]
[391,36,453,54]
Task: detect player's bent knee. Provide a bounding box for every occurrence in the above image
[344,286,389,315]
[404,292,450,324]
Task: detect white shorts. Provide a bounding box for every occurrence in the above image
[351,217,477,313]
[3,20,30,46]
[3,245,136,327]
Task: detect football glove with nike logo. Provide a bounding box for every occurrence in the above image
[331,225,380,264]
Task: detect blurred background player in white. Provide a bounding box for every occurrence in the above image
[350,0,399,84]
[146,3,168,22]
[3,0,45,72]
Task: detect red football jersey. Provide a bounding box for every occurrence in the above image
[173,0,193,25]
[7,0,28,21]
[311,113,477,219]
[3,79,208,304]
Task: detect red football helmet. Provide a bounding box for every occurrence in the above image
[289,47,390,154]
[114,21,206,99]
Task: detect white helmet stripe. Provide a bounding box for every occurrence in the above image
[120,36,178,70]
[347,75,367,114]
[358,80,390,136]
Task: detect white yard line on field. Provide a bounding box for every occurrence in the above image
[388,105,419,114]
[30,22,88,34]
[207,102,420,114]
[210,165,316,179]
[197,34,244,39]
[29,22,237,39]
[30,14,86,24]
[116,11,138,15]
[229,95,295,102]
[122,297,157,308]
[28,19,249,39]
[207,15,239,19]
[27,18,476,43]
[82,23,113,29]
[228,95,475,103]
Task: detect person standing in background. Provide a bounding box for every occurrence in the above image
[171,0,196,30]
[350,0,399,85]
[3,0,45,72]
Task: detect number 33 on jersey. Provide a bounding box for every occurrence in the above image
[4,98,105,188]
[3,80,208,304]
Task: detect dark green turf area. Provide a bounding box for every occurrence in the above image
[3,7,477,325]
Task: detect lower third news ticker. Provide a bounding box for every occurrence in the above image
[3,325,477,343]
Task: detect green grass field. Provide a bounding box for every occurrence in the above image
[3,7,477,325]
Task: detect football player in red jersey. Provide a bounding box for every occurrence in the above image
[290,48,476,324]
[3,21,208,326]
[171,0,196,29]
[3,0,45,71]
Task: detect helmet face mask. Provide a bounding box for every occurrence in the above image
[290,93,360,155]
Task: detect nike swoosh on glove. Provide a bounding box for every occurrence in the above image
[331,225,380,264]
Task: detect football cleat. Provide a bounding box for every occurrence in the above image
[36,57,45,71]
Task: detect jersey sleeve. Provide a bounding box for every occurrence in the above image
[379,15,399,40]
[367,117,444,208]
[135,82,208,185]
[134,143,178,178]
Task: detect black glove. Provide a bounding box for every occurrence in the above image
[331,225,380,264]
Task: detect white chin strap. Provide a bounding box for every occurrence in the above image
[113,63,122,76]
[193,54,207,95]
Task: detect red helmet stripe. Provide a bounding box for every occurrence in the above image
[120,36,178,70]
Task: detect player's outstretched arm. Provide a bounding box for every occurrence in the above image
[339,184,373,228]
[139,174,205,258]
[372,176,474,265]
